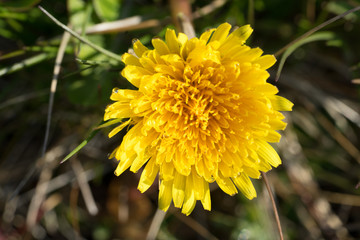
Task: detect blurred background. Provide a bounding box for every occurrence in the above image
[0,0,360,239]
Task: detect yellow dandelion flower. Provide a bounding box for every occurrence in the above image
[104,23,293,215]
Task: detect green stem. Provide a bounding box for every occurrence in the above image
[0,52,53,77]
[38,6,123,63]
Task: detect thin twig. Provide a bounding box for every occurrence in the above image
[322,191,360,207]
[42,30,71,156]
[86,16,162,35]
[247,0,254,26]
[26,29,71,230]
[192,0,227,19]
[0,90,48,109]
[316,112,360,164]
[274,5,360,57]
[26,146,64,229]
[38,6,123,62]
[262,172,284,240]
[19,164,97,207]
[71,159,99,215]
[70,183,81,238]
[169,0,193,34]
[178,13,196,38]
[172,210,219,240]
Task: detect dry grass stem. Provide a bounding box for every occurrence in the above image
[86,16,162,35]
[192,0,227,19]
[172,210,219,240]
[316,113,360,164]
[282,122,350,239]
[146,209,167,240]
[322,191,360,207]
[262,172,284,240]
[71,159,99,215]
[42,30,71,156]
[25,146,65,229]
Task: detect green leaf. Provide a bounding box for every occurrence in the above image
[93,0,122,22]
[61,128,100,164]
[276,31,336,81]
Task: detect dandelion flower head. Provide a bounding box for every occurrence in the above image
[104,23,293,215]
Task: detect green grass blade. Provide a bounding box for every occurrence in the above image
[0,52,54,77]
[276,32,336,81]
[60,128,100,164]
[93,119,124,130]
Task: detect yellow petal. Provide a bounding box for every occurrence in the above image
[121,65,151,88]
[152,38,170,55]
[108,119,131,138]
[255,83,279,95]
[158,179,173,212]
[110,88,142,101]
[114,153,136,176]
[182,176,196,215]
[122,53,141,66]
[258,160,272,172]
[130,131,158,172]
[233,47,263,62]
[269,119,287,130]
[264,130,282,143]
[108,146,118,159]
[173,149,191,176]
[187,45,221,67]
[195,158,213,182]
[160,54,184,70]
[104,103,135,120]
[256,140,282,168]
[243,166,260,179]
[139,54,156,71]
[165,28,180,54]
[130,150,149,173]
[216,172,238,196]
[200,180,211,211]
[172,172,186,208]
[199,28,215,42]
[133,39,148,57]
[160,161,175,181]
[177,32,188,45]
[219,161,233,178]
[138,156,159,193]
[192,172,205,200]
[232,173,257,199]
[253,55,276,69]
[221,24,253,48]
[210,22,231,44]
[271,95,293,111]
